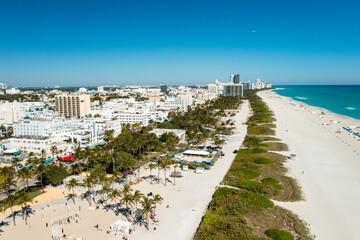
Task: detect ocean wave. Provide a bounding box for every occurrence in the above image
[295,96,307,100]
[345,107,356,110]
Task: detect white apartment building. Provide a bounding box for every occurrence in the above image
[208,84,219,94]
[9,137,75,155]
[13,118,79,137]
[6,87,20,94]
[0,101,23,124]
[115,111,151,126]
[55,93,90,118]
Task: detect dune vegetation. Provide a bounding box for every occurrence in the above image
[195,90,312,240]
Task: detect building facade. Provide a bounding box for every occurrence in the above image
[230,74,240,84]
[223,84,243,97]
[55,93,90,118]
[160,83,168,93]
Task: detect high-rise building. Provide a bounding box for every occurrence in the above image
[208,84,219,94]
[241,81,251,90]
[55,93,90,118]
[230,74,240,84]
[0,83,7,92]
[223,84,243,97]
[160,83,168,93]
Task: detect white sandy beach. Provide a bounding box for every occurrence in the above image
[0,101,251,240]
[258,90,360,240]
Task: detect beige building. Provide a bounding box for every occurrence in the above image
[149,95,161,102]
[55,93,90,118]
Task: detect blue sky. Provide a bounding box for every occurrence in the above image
[0,0,360,87]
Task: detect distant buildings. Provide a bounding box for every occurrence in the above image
[6,87,20,94]
[97,86,104,92]
[208,74,272,97]
[208,84,219,94]
[55,93,90,118]
[230,74,240,84]
[160,83,168,93]
[0,83,7,94]
[223,83,243,97]
[0,101,23,124]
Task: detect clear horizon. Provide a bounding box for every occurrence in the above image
[1,0,360,87]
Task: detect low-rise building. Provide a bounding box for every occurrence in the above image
[150,128,186,140]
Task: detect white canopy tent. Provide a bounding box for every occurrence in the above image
[183,150,210,156]
[110,219,134,234]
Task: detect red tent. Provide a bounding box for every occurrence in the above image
[57,155,74,162]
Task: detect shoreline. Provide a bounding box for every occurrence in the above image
[259,90,360,240]
[273,88,360,121]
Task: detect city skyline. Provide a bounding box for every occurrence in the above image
[1,0,360,87]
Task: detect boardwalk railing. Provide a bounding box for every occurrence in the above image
[51,211,80,225]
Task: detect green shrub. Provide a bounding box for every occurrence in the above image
[252,147,267,153]
[265,229,294,240]
[213,187,238,198]
[261,177,284,190]
[229,181,276,195]
[239,191,274,208]
[43,165,68,186]
[234,168,260,179]
[243,136,262,147]
[254,157,273,164]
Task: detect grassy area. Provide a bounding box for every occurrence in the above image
[0,186,43,209]
[195,187,311,240]
[262,142,289,151]
[195,90,310,240]
[259,136,282,142]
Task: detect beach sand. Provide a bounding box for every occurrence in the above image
[0,100,251,240]
[0,187,85,220]
[258,90,360,240]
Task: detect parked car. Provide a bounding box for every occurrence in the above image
[233,150,238,154]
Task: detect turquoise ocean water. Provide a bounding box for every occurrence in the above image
[273,85,360,120]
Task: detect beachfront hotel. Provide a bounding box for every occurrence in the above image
[55,93,90,118]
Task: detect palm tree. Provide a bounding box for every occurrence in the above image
[17,167,32,192]
[17,191,33,225]
[99,184,110,208]
[112,170,123,188]
[5,194,16,226]
[140,196,155,230]
[173,164,178,185]
[107,189,121,214]
[104,129,115,140]
[82,176,95,205]
[65,178,79,204]
[50,146,58,158]
[147,163,156,184]
[70,164,82,176]
[161,159,171,186]
[152,194,163,217]
[121,193,134,218]
[155,159,163,183]
[11,157,22,171]
[34,163,47,192]
[132,190,144,209]
[122,184,132,195]
[1,175,16,196]
[41,149,47,158]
